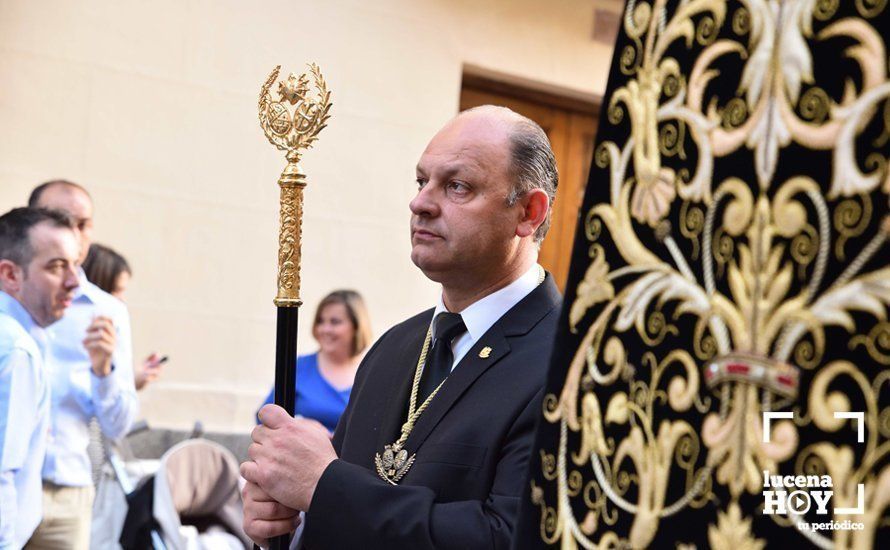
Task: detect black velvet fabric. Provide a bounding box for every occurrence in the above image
[516,2,890,547]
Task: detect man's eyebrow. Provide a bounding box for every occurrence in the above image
[417,163,474,179]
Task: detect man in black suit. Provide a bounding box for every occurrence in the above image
[241,104,561,549]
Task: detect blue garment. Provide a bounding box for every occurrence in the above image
[259,353,351,433]
[0,291,50,548]
[42,270,136,487]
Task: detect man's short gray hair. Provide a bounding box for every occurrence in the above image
[505,118,558,244]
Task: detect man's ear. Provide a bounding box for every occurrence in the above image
[515,189,550,239]
[0,260,23,293]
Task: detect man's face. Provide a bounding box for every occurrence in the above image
[12,223,80,327]
[36,185,94,264]
[410,114,522,286]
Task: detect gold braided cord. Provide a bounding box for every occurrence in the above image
[396,265,546,448]
[395,327,442,448]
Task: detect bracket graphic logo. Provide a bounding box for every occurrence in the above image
[761,411,866,531]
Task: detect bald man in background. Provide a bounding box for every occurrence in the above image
[26,181,136,550]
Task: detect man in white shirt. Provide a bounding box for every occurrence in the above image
[0,208,80,549]
[26,181,136,549]
[241,105,561,548]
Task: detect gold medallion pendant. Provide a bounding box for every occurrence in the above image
[374,328,438,485]
[375,268,544,485]
[375,443,416,485]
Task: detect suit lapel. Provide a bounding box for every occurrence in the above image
[376,313,432,450]
[404,326,510,451]
[404,275,561,453]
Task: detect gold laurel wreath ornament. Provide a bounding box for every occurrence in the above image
[258,64,332,307]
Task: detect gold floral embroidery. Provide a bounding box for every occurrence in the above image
[532,1,890,547]
[707,503,766,550]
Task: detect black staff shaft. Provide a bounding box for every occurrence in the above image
[270,306,299,550]
[274,306,299,413]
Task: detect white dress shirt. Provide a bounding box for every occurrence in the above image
[0,291,50,548]
[431,263,543,369]
[42,270,137,487]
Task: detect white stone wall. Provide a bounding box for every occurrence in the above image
[0,0,613,432]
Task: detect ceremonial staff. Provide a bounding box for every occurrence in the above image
[257,64,332,550]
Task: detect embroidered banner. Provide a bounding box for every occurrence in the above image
[517,1,890,547]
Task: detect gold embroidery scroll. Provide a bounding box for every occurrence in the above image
[517,1,890,548]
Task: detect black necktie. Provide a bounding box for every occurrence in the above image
[418,312,467,403]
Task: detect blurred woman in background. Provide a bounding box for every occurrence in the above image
[82,243,165,390]
[83,243,169,487]
[258,289,372,433]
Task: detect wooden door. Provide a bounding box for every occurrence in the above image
[460,83,599,291]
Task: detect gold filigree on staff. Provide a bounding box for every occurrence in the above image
[258,64,332,307]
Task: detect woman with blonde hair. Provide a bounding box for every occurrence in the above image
[258,289,372,432]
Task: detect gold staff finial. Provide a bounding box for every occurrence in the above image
[258,64,332,307]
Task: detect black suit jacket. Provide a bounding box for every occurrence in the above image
[302,275,561,549]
